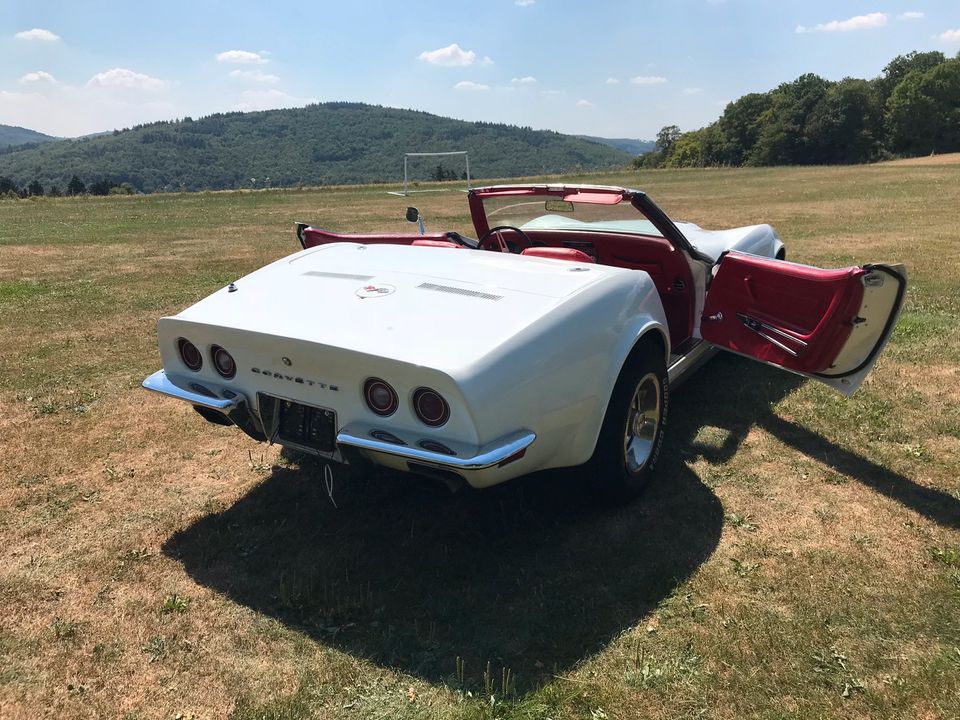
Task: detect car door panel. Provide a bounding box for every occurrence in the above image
[701,251,906,395]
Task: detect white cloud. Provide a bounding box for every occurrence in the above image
[235,89,316,112]
[682,87,702,95]
[229,70,280,84]
[453,80,490,91]
[87,68,169,91]
[14,28,60,42]
[576,99,592,108]
[510,76,537,85]
[605,78,620,85]
[216,50,269,65]
[898,11,924,21]
[515,0,535,6]
[417,43,477,66]
[20,71,56,84]
[481,56,495,66]
[935,28,960,43]
[630,75,668,85]
[0,86,179,137]
[796,12,888,34]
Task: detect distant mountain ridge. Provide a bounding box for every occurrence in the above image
[0,103,633,194]
[0,124,58,149]
[577,135,656,155]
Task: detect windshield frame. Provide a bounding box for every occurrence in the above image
[467,184,712,264]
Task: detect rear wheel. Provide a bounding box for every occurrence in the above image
[589,337,669,500]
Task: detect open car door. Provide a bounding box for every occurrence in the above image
[700,251,907,396]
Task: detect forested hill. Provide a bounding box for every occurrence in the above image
[0,103,631,194]
[641,50,960,169]
[0,124,57,149]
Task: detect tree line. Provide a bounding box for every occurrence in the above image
[0,174,135,199]
[639,51,960,168]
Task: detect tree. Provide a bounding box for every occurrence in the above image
[749,74,831,165]
[67,175,86,195]
[89,178,114,195]
[876,51,946,102]
[805,79,882,164]
[655,125,681,156]
[27,179,44,196]
[664,130,707,168]
[714,92,773,165]
[886,58,960,155]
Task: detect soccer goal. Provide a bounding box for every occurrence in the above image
[387,151,471,196]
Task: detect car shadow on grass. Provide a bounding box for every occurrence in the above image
[163,354,957,694]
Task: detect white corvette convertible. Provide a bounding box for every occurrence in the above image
[143,184,906,497]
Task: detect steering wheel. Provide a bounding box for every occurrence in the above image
[477,225,534,254]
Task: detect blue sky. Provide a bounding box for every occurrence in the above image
[2,1,959,139]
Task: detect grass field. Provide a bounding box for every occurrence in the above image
[1,159,959,719]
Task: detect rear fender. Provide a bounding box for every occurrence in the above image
[592,318,669,437]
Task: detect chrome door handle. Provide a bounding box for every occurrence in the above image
[737,313,807,357]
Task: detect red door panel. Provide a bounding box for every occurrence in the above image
[701,252,867,375]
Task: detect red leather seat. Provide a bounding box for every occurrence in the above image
[520,247,595,263]
[412,239,462,249]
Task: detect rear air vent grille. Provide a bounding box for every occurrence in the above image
[417,282,503,301]
[303,271,375,281]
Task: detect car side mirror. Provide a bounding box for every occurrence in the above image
[405,206,426,235]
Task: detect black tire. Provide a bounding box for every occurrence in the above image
[588,336,669,500]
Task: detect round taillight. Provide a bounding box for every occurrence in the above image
[413,388,450,427]
[364,378,398,416]
[178,338,202,371]
[211,345,236,379]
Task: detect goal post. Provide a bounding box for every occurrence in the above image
[388,150,471,196]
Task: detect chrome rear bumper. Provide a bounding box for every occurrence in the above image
[143,369,535,482]
[142,369,244,410]
[336,425,536,471]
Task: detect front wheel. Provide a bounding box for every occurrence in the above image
[588,338,669,500]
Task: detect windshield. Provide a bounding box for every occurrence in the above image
[481,191,663,237]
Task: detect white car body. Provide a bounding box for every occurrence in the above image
[144,184,906,490]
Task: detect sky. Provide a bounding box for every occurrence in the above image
[2,1,959,140]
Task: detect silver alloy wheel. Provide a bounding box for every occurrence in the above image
[623,372,661,476]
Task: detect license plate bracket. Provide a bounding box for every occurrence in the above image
[261,395,336,453]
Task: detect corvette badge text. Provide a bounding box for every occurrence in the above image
[250,367,339,391]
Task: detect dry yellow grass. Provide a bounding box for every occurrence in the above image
[1,160,958,719]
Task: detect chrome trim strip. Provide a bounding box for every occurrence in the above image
[142,369,243,411]
[667,340,719,387]
[336,427,536,471]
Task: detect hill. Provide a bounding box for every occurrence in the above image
[0,124,57,149]
[577,135,655,155]
[0,103,632,194]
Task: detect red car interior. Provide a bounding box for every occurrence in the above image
[700,251,865,374]
[520,247,595,263]
[520,230,696,347]
[411,239,464,249]
[301,228,451,248]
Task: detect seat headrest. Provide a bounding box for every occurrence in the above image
[520,247,595,263]
[411,239,463,249]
